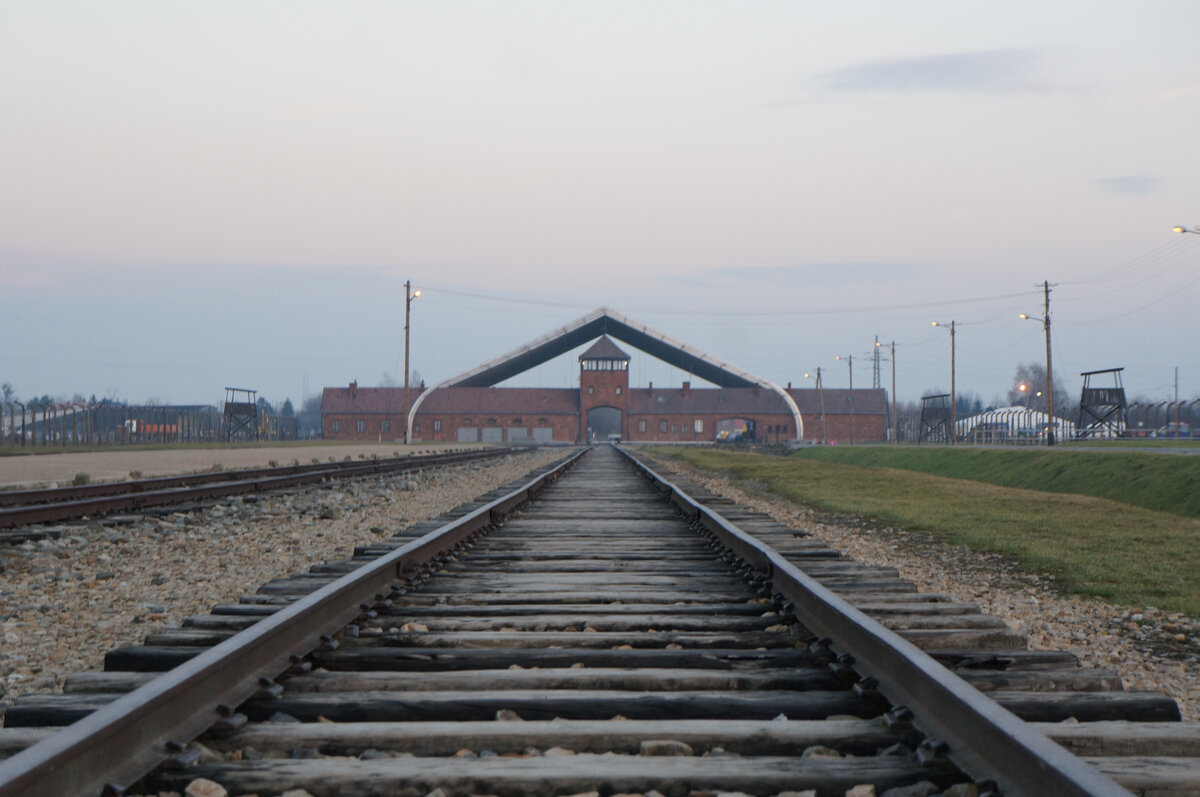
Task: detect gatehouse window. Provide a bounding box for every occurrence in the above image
[659,420,668,433]
[433,420,442,432]
[381,420,390,433]
[638,419,646,432]
[331,419,341,433]
[588,386,595,395]
[615,386,622,395]
[694,419,704,433]
[356,420,366,433]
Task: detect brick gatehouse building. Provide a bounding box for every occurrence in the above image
[322,308,888,445]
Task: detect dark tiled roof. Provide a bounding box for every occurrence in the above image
[626,387,890,416]
[321,386,426,415]
[627,388,790,415]
[323,386,579,416]
[787,388,889,415]
[578,335,630,361]
[419,387,579,415]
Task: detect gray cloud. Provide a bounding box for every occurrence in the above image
[709,263,927,287]
[1097,175,1157,196]
[819,49,1048,94]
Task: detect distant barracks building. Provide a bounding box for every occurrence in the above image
[322,308,888,445]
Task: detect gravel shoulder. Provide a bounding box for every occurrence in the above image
[0,448,567,702]
[644,453,1200,723]
[0,442,489,488]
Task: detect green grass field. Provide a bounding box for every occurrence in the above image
[650,447,1200,616]
[788,446,1200,518]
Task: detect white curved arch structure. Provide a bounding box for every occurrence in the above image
[407,307,803,442]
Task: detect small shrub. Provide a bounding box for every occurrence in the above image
[312,458,320,464]
[211,464,223,472]
[73,472,90,486]
[268,460,278,468]
[128,470,143,480]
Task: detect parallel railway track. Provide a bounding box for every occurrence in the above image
[0,447,519,533]
[1,444,1198,795]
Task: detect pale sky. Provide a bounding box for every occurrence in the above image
[3,2,1199,410]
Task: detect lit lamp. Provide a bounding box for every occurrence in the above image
[403,281,421,444]
[1173,225,1200,236]
[1019,303,1055,445]
[931,321,956,445]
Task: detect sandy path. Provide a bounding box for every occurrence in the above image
[0,443,489,488]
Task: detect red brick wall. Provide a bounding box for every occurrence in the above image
[625,413,797,443]
[800,413,887,444]
[412,412,578,443]
[324,409,887,444]
[323,414,406,442]
[580,368,629,441]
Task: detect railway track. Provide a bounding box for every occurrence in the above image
[0,446,519,534]
[1,444,1198,795]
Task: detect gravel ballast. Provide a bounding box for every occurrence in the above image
[0,447,566,702]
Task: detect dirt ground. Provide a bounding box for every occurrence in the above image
[0,443,489,488]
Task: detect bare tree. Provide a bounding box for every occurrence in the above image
[1007,362,1072,416]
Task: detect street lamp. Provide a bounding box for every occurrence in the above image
[1172,225,1200,236]
[835,354,854,444]
[403,280,421,445]
[803,368,827,444]
[931,321,956,445]
[1019,279,1055,445]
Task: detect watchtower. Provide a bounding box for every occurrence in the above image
[919,393,952,443]
[579,336,630,442]
[223,387,258,442]
[1077,368,1127,439]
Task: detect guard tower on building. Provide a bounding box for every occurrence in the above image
[579,336,630,442]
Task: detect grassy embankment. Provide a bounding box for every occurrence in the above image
[649,447,1200,616]
[789,446,1200,518]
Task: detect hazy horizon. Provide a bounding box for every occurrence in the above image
[4,2,1199,409]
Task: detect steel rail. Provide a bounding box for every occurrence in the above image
[0,447,588,797]
[0,447,516,507]
[618,446,1130,797]
[0,454,464,507]
[0,447,524,529]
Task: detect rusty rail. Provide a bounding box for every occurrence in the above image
[0,448,588,796]
[617,445,1128,797]
[0,447,528,530]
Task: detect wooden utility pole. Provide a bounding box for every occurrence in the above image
[403,281,420,445]
[890,341,897,445]
[1043,280,1055,445]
